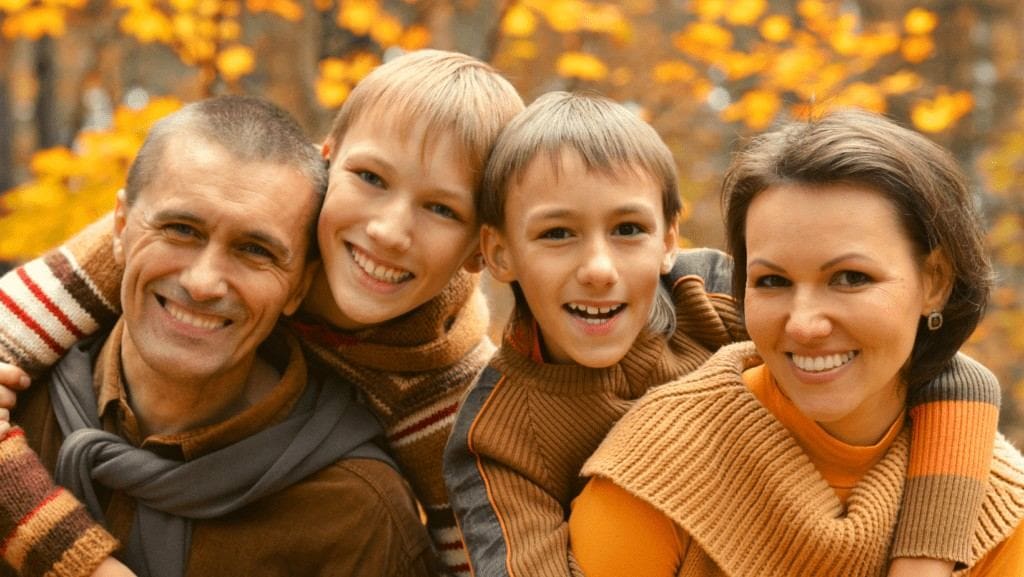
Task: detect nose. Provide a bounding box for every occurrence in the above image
[366,198,413,253]
[179,248,229,302]
[576,239,619,287]
[785,289,832,343]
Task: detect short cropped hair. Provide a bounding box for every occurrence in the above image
[481,91,683,336]
[721,108,993,391]
[325,49,524,201]
[124,95,328,259]
[479,91,681,231]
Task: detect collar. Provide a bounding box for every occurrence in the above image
[95,319,308,460]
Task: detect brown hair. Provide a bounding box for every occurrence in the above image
[325,49,524,204]
[722,108,993,390]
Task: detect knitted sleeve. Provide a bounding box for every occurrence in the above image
[0,428,118,577]
[0,214,121,378]
[892,353,1002,565]
[664,249,747,348]
[444,367,573,577]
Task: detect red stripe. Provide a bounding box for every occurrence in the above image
[437,539,465,551]
[0,292,65,357]
[2,428,25,442]
[388,401,459,442]
[447,563,471,574]
[18,268,86,339]
[0,488,65,556]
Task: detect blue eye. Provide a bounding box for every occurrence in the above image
[429,203,458,220]
[240,243,274,260]
[357,171,384,188]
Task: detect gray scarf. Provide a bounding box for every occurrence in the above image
[49,333,393,577]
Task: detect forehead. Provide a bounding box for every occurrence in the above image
[141,137,316,250]
[510,151,661,209]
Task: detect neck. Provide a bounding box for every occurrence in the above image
[120,348,278,438]
[301,269,362,331]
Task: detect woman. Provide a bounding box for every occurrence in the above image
[568,109,1024,576]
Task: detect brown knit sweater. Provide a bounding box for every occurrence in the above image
[582,342,1024,577]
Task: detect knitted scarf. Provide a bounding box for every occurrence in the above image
[583,342,1024,577]
[289,269,494,575]
[49,328,392,577]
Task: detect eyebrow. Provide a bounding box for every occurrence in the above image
[529,203,656,221]
[747,252,872,273]
[153,209,294,262]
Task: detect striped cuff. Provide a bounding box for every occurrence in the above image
[0,429,118,577]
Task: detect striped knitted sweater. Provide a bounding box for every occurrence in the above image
[0,215,490,577]
[0,429,117,577]
[581,342,1024,576]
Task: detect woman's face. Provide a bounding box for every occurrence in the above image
[743,183,948,445]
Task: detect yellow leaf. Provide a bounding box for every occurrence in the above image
[903,7,937,35]
[797,0,829,23]
[759,14,791,42]
[169,0,195,12]
[901,35,934,63]
[880,70,922,94]
[556,51,608,81]
[370,13,402,46]
[502,3,536,38]
[197,0,218,17]
[345,52,379,83]
[337,0,377,36]
[653,60,697,84]
[724,0,765,26]
[911,91,973,133]
[543,0,585,33]
[399,24,430,50]
[770,47,827,91]
[858,28,902,59]
[673,21,733,55]
[120,7,173,43]
[216,44,255,82]
[507,39,538,60]
[319,57,348,81]
[0,0,31,12]
[834,82,886,113]
[722,51,766,81]
[173,13,197,39]
[222,0,241,17]
[29,147,76,178]
[5,6,66,39]
[316,78,350,108]
[723,89,780,130]
[260,0,302,21]
[692,0,726,21]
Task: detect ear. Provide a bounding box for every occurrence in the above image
[480,225,517,283]
[461,245,486,274]
[661,216,680,274]
[320,138,333,161]
[283,259,319,316]
[112,189,129,267]
[920,247,954,315]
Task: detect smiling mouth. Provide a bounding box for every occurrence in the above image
[349,245,414,284]
[565,303,626,325]
[790,351,858,373]
[158,296,230,330]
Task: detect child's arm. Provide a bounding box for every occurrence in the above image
[0,428,119,577]
[0,362,31,437]
[891,352,1002,572]
[0,213,121,378]
[444,367,574,577]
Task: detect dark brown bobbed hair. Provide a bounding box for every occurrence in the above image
[721,108,993,391]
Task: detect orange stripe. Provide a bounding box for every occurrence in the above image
[907,400,998,478]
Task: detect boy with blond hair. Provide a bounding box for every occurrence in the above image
[444,92,1001,577]
[0,49,523,576]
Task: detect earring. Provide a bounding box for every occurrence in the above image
[927,310,944,331]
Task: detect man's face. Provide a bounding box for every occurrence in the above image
[113,134,317,387]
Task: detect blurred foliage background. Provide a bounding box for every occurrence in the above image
[1,0,1023,440]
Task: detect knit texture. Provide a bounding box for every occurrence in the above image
[582,342,1024,577]
[0,428,118,577]
[445,260,745,577]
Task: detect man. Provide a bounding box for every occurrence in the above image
[0,96,436,577]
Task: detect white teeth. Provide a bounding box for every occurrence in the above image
[165,300,226,330]
[792,351,856,373]
[351,247,412,284]
[567,303,624,317]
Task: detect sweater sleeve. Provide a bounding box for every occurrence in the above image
[891,352,1001,565]
[444,367,573,577]
[0,428,118,577]
[0,214,122,378]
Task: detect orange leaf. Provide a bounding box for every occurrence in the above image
[316,78,350,109]
[542,0,585,33]
[880,70,922,94]
[724,0,766,26]
[759,14,791,43]
[337,0,377,36]
[901,35,934,63]
[692,0,727,21]
[653,60,697,84]
[399,24,430,50]
[120,7,174,43]
[370,13,402,46]
[911,91,973,133]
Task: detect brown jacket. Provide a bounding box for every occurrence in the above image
[7,324,437,577]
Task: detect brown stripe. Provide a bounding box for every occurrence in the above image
[0,440,66,538]
[21,506,101,577]
[42,251,118,326]
[891,475,985,564]
[909,355,1001,406]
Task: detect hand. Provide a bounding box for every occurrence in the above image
[90,557,137,577]
[888,557,954,577]
[0,362,30,437]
